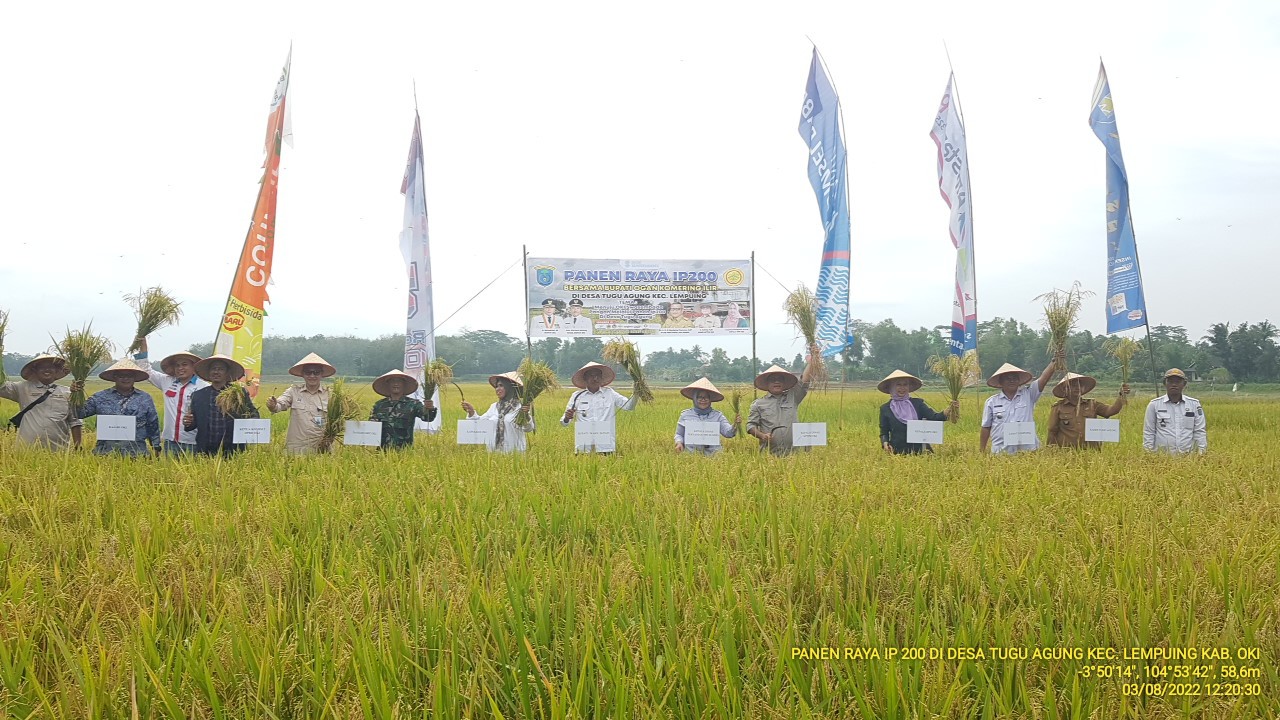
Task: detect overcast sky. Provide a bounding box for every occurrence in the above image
[2,0,1277,364]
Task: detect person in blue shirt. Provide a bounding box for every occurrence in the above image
[673,377,739,456]
[78,358,161,457]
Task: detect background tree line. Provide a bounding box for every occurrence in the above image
[5,319,1277,384]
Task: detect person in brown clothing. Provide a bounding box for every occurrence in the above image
[1046,372,1129,449]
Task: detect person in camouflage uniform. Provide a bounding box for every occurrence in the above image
[369,370,437,450]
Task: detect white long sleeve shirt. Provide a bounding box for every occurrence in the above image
[472,402,535,453]
[134,353,207,444]
[1143,394,1207,454]
[562,386,637,452]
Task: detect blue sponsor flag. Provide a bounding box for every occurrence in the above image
[1089,62,1147,333]
[798,47,853,358]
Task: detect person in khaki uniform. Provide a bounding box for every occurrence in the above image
[266,353,335,455]
[0,354,83,450]
[1046,372,1129,449]
[746,345,819,456]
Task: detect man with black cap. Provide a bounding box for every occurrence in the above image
[1143,368,1206,454]
[564,298,593,335]
[536,298,561,333]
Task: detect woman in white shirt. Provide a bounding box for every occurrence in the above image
[461,371,534,453]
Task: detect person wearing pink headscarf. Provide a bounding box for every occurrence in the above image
[722,302,749,328]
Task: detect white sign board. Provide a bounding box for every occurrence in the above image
[457,418,496,445]
[96,415,136,441]
[1004,421,1037,446]
[906,420,945,444]
[792,423,827,447]
[683,420,721,447]
[232,418,272,444]
[344,420,383,447]
[575,420,616,452]
[1084,418,1121,443]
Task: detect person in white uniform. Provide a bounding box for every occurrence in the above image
[561,361,637,454]
[1143,368,1207,455]
[979,349,1064,455]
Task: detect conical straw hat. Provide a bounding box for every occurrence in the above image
[289,352,336,378]
[680,376,724,402]
[1053,372,1097,398]
[987,362,1033,388]
[877,369,922,395]
[571,361,616,389]
[99,357,149,382]
[372,369,419,397]
[754,364,798,392]
[159,352,202,377]
[194,354,245,382]
[488,371,524,389]
[20,354,70,382]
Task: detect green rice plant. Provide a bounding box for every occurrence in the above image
[515,358,559,426]
[319,378,363,452]
[0,308,8,383]
[124,287,183,355]
[1104,336,1143,384]
[728,384,748,436]
[602,338,653,403]
[927,351,979,423]
[1033,281,1093,362]
[50,324,114,411]
[784,284,826,385]
[214,382,254,417]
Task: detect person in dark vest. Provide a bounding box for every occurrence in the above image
[877,369,956,455]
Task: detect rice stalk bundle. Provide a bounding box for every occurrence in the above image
[1033,281,1093,361]
[318,378,364,452]
[0,309,9,384]
[215,382,254,418]
[783,284,827,385]
[515,358,560,426]
[51,325,114,411]
[728,385,748,436]
[124,287,183,355]
[1104,336,1143,385]
[927,352,979,423]
[602,338,653,403]
[421,357,461,402]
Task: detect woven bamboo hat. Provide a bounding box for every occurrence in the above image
[488,371,524,389]
[877,369,923,395]
[571,361,616,389]
[289,352,336,378]
[159,352,202,377]
[680,377,724,402]
[20,354,70,382]
[1053,372,1097,398]
[194,354,246,382]
[372,370,419,397]
[754,364,798,392]
[987,363,1033,388]
[99,357,149,383]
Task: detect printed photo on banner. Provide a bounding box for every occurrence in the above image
[527,258,752,337]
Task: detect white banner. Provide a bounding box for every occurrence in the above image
[457,418,496,445]
[400,112,442,433]
[233,419,272,444]
[96,415,136,441]
[344,420,383,447]
[792,423,827,447]
[527,258,752,337]
[907,420,944,444]
[1084,418,1121,443]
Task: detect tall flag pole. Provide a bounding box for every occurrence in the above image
[214,48,293,398]
[400,96,442,432]
[929,72,979,367]
[797,46,853,360]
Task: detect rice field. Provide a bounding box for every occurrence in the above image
[1,380,1278,718]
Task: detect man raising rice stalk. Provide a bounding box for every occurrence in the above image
[979,348,1064,455]
[461,371,536,454]
[784,285,827,386]
[747,344,820,456]
[562,361,637,455]
[124,287,183,356]
[368,370,437,451]
[77,358,161,457]
[601,338,652,404]
[0,354,83,450]
[183,354,259,457]
[1046,372,1129,449]
[266,353,337,455]
[131,337,206,456]
[1034,281,1092,368]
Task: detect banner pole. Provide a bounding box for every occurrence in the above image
[751,251,759,401]
[523,245,532,363]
